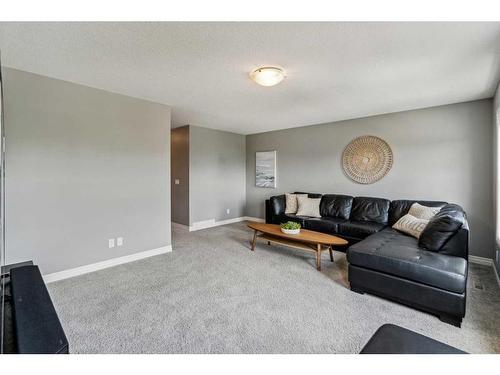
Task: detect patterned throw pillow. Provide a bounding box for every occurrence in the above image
[296,196,322,218]
[392,214,429,239]
[408,203,442,220]
[285,193,307,214]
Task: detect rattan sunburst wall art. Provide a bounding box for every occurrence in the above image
[342,135,393,184]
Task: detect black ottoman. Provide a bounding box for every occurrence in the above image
[360,324,466,354]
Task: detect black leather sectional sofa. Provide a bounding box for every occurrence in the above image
[265,193,469,327]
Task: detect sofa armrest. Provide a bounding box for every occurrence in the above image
[265,199,272,223]
[266,195,286,224]
[270,195,285,215]
[439,227,469,260]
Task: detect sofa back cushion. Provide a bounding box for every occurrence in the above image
[418,204,467,252]
[388,200,447,226]
[320,194,353,219]
[350,197,390,224]
[294,191,322,199]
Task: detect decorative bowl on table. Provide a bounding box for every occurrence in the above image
[280,221,301,235]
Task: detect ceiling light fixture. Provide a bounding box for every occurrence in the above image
[250,66,285,87]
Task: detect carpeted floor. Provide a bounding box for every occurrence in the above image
[48,222,500,353]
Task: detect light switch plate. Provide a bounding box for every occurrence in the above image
[175,179,180,185]
[108,238,115,248]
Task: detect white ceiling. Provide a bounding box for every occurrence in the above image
[0,22,499,135]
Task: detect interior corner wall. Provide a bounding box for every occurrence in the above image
[245,99,494,260]
[4,68,171,275]
[189,125,246,226]
[171,126,190,225]
[493,82,500,274]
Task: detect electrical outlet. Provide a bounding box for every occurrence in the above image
[226,208,230,215]
[108,238,115,248]
[117,237,124,246]
[175,179,180,185]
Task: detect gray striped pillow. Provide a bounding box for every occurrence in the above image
[296,196,321,218]
[408,203,442,220]
[392,214,429,239]
[285,193,308,214]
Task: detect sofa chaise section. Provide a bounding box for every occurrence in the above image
[264,193,469,326]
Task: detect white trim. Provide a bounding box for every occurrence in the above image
[243,216,265,223]
[494,263,500,288]
[43,245,172,283]
[469,255,493,266]
[189,218,217,231]
[189,216,265,231]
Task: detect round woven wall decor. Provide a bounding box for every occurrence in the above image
[342,135,393,184]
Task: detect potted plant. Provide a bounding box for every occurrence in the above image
[280,221,301,235]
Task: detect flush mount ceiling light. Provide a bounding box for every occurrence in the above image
[250,66,286,87]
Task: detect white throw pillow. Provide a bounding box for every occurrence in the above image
[285,193,307,214]
[408,203,442,220]
[296,196,321,218]
[392,214,429,239]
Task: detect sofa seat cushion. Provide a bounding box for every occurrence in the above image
[337,220,386,240]
[347,228,467,293]
[303,217,346,234]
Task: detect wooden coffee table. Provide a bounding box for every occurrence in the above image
[247,222,348,271]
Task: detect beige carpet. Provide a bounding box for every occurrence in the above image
[48,222,500,353]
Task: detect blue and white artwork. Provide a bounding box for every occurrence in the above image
[255,151,276,188]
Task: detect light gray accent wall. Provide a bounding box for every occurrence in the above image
[246,100,494,259]
[189,125,246,225]
[171,126,189,225]
[4,68,171,274]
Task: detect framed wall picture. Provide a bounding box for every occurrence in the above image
[255,151,276,188]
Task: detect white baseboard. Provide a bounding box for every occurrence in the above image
[469,255,493,266]
[189,218,217,231]
[189,216,265,231]
[495,264,500,288]
[243,216,265,223]
[43,245,172,284]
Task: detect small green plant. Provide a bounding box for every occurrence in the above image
[280,221,301,230]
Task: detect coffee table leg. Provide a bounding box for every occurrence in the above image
[316,244,321,271]
[251,230,257,251]
[329,247,334,262]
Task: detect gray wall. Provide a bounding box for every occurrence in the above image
[189,125,246,225]
[4,68,171,274]
[171,126,190,225]
[246,100,494,259]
